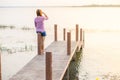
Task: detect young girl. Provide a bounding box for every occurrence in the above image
[34,9,48,54]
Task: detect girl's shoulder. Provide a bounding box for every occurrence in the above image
[35,16,45,22]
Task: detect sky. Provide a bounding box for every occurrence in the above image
[0,0,120,7]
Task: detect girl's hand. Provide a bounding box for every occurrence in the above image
[42,12,45,14]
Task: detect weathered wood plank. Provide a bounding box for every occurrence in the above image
[9,41,81,80]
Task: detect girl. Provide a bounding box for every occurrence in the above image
[34,9,48,54]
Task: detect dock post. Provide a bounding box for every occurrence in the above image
[83,30,85,47]
[76,24,79,41]
[46,52,52,80]
[76,24,79,52]
[80,28,83,49]
[63,28,66,41]
[67,32,71,55]
[80,28,83,41]
[0,52,1,80]
[37,33,42,55]
[54,24,57,41]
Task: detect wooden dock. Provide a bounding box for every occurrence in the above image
[9,24,84,80]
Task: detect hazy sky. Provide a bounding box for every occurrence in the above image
[0,0,120,6]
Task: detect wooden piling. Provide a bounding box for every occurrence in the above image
[80,28,83,41]
[46,52,52,80]
[37,33,42,55]
[83,30,85,47]
[63,28,66,41]
[67,32,71,55]
[76,24,79,41]
[0,52,1,80]
[54,24,57,41]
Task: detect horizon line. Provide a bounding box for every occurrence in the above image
[1,4,120,8]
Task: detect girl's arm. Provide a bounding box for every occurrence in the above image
[42,12,48,20]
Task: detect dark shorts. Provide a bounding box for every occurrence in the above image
[37,31,46,37]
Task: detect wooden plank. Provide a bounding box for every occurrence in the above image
[9,41,81,80]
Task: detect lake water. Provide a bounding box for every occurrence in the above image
[1,7,120,30]
[80,31,120,80]
[1,7,120,80]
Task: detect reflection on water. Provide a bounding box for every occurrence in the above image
[0,28,36,54]
[0,44,34,54]
[63,49,83,80]
[69,50,83,80]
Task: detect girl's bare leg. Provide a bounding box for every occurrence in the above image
[37,33,43,55]
[41,37,45,53]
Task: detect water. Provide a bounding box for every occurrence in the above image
[1,7,120,80]
[79,31,120,80]
[1,7,120,29]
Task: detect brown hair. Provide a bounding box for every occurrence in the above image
[36,9,42,16]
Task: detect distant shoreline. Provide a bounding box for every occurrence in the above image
[1,5,120,8]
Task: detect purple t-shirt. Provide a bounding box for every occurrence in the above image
[34,16,48,32]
